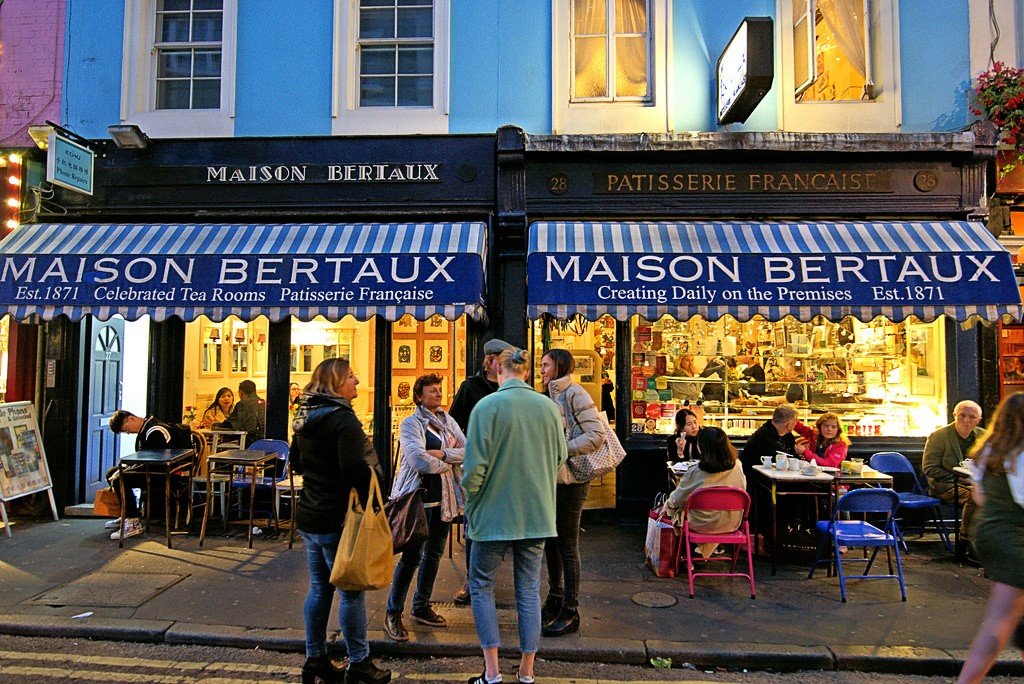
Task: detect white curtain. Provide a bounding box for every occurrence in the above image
[573,0,608,97]
[818,0,866,77]
[614,0,648,97]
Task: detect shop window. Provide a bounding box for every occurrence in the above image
[120,0,238,137]
[0,317,8,402]
[290,316,377,435]
[183,314,268,424]
[552,0,668,133]
[332,0,449,134]
[627,313,946,439]
[389,313,467,469]
[779,0,900,132]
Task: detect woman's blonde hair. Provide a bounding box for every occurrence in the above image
[816,412,850,446]
[498,347,529,375]
[971,392,1024,475]
[305,357,352,397]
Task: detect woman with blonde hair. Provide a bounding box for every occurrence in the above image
[794,412,849,468]
[291,358,390,684]
[957,393,1024,683]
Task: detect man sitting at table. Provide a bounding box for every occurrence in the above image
[923,399,985,560]
[106,410,193,540]
[740,405,798,479]
[214,379,266,446]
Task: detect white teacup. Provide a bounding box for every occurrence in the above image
[761,455,773,467]
[788,459,801,472]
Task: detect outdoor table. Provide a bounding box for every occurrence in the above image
[200,448,275,549]
[753,464,893,575]
[116,448,196,549]
[952,464,973,561]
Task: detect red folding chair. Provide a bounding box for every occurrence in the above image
[676,486,756,599]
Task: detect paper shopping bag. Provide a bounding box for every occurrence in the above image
[330,470,394,590]
[644,498,678,578]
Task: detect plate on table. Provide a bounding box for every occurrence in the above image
[819,466,840,473]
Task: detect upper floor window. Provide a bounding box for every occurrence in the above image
[154,0,224,110]
[120,0,237,137]
[553,0,668,134]
[793,0,868,102]
[778,0,900,133]
[571,0,650,102]
[332,0,449,135]
[357,0,433,107]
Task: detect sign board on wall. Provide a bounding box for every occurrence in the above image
[717,17,774,125]
[46,132,95,196]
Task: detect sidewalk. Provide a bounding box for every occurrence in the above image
[0,515,1021,677]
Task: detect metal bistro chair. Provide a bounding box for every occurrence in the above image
[808,488,906,603]
[676,486,756,599]
[231,439,289,530]
[869,451,952,552]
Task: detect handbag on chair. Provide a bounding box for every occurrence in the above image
[385,487,429,554]
[330,469,394,591]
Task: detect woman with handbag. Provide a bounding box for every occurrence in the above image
[384,373,466,642]
[291,358,391,684]
[540,348,605,638]
[957,392,1024,683]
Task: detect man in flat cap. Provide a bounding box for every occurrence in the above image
[448,337,514,603]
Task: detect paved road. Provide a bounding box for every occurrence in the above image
[0,635,1020,683]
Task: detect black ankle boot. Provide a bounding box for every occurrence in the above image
[541,607,580,637]
[541,593,562,625]
[301,655,344,684]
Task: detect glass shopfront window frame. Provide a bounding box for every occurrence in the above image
[625,312,948,439]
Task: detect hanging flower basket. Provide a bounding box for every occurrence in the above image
[973,62,1024,175]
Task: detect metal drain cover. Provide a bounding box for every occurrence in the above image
[631,591,677,608]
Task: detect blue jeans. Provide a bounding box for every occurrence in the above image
[469,538,545,653]
[299,530,369,662]
[387,505,451,613]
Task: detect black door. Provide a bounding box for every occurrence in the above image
[84,318,125,498]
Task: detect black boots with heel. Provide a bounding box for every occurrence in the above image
[301,656,345,684]
[542,606,580,637]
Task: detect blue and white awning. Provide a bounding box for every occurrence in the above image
[527,221,1024,323]
[0,222,488,322]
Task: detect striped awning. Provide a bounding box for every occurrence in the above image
[527,221,1024,323]
[0,222,487,322]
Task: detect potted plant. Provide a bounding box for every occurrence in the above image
[973,61,1024,175]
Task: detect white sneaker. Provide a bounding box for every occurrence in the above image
[104,518,122,529]
[110,518,144,540]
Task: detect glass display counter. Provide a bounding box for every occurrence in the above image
[627,314,947,438]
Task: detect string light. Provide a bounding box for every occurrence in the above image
[3,152,21,233]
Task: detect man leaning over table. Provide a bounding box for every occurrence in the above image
[923,399,985,561]
[106,410,193,540]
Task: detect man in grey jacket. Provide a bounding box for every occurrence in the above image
[216,379,266,445]
[923,400,984,557]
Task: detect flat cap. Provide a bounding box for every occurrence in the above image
[483,338,514,355]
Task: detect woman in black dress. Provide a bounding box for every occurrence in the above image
[958,392,1024,683]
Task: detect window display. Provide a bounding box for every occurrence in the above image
[628,314,947,438]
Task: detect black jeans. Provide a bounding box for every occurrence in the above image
[544,481,590,610]
[387,505,451,614]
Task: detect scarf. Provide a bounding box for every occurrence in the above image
[417,405,465,522]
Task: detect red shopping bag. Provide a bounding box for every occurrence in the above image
[644,495,679,578]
